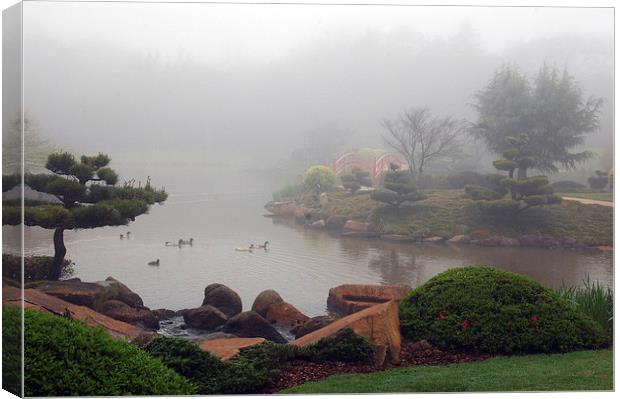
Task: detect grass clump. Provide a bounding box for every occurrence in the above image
[2,306,195,396]
[399,266,608,354]
[557,276,613,336]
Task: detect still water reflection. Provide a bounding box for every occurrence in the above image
[2,164,613,316]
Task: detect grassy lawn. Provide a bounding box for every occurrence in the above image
[283,349,613,393]
[557,192,613,202]
[320,189,612,246]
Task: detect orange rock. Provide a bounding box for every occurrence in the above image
[292,301,401,366]
[199,337,266,360]
[343,220,370,232]
[2,285,149,342]
[265,301,309,328]
[267,201,297,216]
[327,283,411,315]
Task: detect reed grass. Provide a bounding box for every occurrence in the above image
[556,275,613,335]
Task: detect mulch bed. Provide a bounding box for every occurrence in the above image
[262,339,491,393]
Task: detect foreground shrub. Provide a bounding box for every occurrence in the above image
[399,266,608,354]
[557,276,613,336]
[2,307,195,396]
[2,307,21,396]
[145,329,374,394]
[2,253,74,281]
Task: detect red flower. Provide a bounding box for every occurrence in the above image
[439,311,446,320]
[530,315,538,323]
[461,320,469,331]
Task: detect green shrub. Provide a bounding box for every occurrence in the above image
[307,328,375,362]
[557,276,613,336]
[399,266,608,354]
[303,165,337,192]
[2,307,195,396]
[2,306,22,396]
[144,329,374,395]
[588,171,609,190]
[2,254,74,282]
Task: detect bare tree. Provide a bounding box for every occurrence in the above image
[382,107,466,181]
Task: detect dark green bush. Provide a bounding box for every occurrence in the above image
[399,266,608,355]
[145,329,374,395]
[307,328,375,362]
[588,171,609,190]
[2,306,22,396]
[2,306,195,396]
[2,253,74,282]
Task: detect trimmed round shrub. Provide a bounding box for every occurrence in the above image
[2,307,195,396]
[303,165,336,192]
[399,266,608,354]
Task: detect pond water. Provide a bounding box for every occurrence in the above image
[3,163,613,317]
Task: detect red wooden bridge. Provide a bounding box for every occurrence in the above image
[331,151,408,184]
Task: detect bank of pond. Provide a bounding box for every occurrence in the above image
[2,265,613,396]
[266,189,613,250]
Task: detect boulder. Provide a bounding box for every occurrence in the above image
[265,301,309,328]
[343,220,370,232]
[423,236,445,243]
[447,234,470,244]
[202,283,243,317]
[3,285,149,342]
[105,276,144,308]
[309,219,326,229]
[325,215,347,231]
[183,305,228,330]
[100,300,160,330]
[223,311,287,343]
[499,237,520,247]
[152,308,176,320]
[294,315,337,339]
[38,280,107,308]
[327,284,411,315]
[293,301,401,366]
[382,234,417,242]
[265,201,297,216]
[199,337,266,360]
[202,332,239,341]
[251,289,284,317]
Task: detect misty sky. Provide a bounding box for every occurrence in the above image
[27,2,612,67]
[9,1,614,185]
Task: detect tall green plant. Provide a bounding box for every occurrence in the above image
[556,276,613,335]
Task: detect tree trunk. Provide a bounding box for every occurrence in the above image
[517,167,527,180]
[50,228,66,280]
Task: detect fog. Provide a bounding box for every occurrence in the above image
[14,2,614,189]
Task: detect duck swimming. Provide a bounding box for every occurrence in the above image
[148,259,160,266]
[179,238,194,246]
[235,244,254,252]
